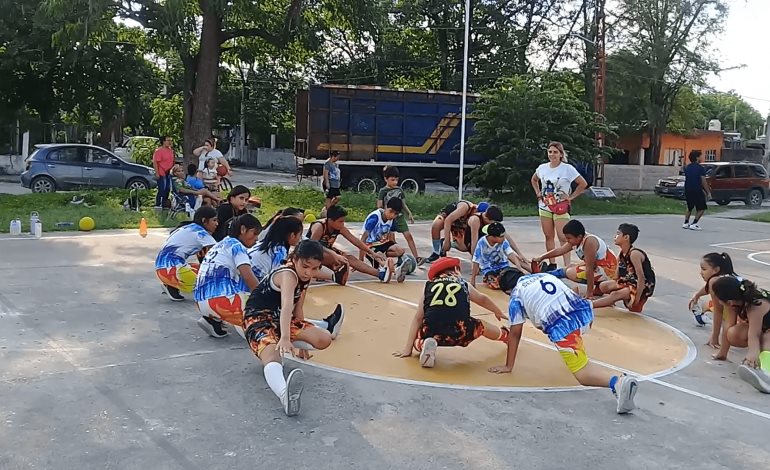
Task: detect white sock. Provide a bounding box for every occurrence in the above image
[308,319,328,330]
[263,362,286,398]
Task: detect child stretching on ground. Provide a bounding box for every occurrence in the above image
[492,268,639,414]
[377,166,423,264]
[426,200,478,262]
[308,205,395,283]
[248,216,304,280]
[688,252,740,355]
[155,206,219,301]
[592,223,656,313]
[360,197,407,282]
[711,276,770,393]
[392,257,509,368]
[470,222,530,290]
[531,219,618,300]
[243,240,344,416]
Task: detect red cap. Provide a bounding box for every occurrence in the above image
[427,257,461,281]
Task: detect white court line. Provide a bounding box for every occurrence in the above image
[320,282,770,422]
[747,251,770,267]
[710,238,770,247]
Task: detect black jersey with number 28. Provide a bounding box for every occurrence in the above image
[423,275,471,324]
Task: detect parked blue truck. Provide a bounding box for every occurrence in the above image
[294,84,594,193]
[294,84,481,193]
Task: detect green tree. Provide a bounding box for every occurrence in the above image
[699,92,764,138]
[150,94,184,145]
[613,0,729,163]
[467,74,609,197]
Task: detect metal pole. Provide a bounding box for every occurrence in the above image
[457,0,472,200]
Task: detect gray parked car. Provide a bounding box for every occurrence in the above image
[20,144,157,193]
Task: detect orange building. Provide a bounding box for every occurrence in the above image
[615,130,724,166]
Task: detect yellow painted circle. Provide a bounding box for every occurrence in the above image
[300,281,693,391]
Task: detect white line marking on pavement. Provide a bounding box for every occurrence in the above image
[308,281,770,422]
[747,251,770,267]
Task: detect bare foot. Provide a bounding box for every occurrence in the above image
[711,352,728,361]
[705,340,720,349]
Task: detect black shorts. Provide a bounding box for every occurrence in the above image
[685,190,707,211]
[367,241,396,268]
[326,187,341,199]
[419,317,484,348]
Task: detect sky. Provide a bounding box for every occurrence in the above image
[709,0,770,117]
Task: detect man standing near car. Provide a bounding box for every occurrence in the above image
[683,150,711,231]
[153,136,175,209]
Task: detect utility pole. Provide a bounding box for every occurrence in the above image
[593,0,607,186]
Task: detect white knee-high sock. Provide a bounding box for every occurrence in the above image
[263,362,286,398]
[308,319,328,330]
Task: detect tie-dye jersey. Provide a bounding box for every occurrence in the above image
[155,223,216,269]
[247,242,289,281]
[507,273,594,342]
[472,236,514,275]
[194,236,251,301]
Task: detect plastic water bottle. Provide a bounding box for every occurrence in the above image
[185,202,194,219]
[29,211,42,235]
[9,218,22,236]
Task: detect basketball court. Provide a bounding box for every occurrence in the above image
[0,212,769,469]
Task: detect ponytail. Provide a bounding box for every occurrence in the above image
[702,252,736,293]
[711,277,766,319]
[262,207,305,232]
[258,216,303,254]
[227,213,262,239]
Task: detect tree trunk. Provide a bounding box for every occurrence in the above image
[184,9,223,165]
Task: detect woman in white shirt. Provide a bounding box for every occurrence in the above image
[194,138,230,174]
[530,141,588,271]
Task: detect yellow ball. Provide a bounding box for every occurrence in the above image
[79,216,95,231]
[304,213,317,223]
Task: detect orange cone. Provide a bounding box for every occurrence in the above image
[139,217,148,238]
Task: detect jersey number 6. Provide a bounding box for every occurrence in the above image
[429,282,462,307]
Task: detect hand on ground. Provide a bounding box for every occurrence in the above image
[392,349,412,358]
[488,365,513,374]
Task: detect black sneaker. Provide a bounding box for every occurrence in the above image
[425,252,441,263]
[323,304,345,339]
[163,284,185,302]
[546,263,557,271]
[196,316,229,338]
[333,264,349,286]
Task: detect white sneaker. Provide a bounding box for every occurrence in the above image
[613,374,639,414]
[281,369,305,416]
[419,338,438,368]
[738,365,770,393]
[688,223,702,231]
[395,260,407,283]
[682,222,690,229]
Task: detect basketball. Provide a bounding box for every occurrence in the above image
[304,213,317,223]
[400,254,417,275]
[78,217,95,231]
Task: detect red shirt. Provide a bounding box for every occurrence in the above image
[153,147,175,176]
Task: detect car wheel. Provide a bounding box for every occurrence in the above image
[745,189,763,208]
[716,199,730,206]
[31,176,56,193]
[127,178,150,190]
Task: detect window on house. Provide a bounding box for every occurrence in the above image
[705,149,717,162]
[663,148,683,166]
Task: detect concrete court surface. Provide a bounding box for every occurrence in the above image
[1,213,769,470]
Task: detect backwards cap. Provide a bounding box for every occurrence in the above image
[427,257,461,281]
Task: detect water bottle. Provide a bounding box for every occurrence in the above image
[29,212,40,236]
[185,202,194,219]
[10,218,22,236]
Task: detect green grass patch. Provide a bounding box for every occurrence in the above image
[0,187,696,234]
[741,211,770,223]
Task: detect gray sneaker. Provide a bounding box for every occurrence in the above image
[419,338,438,368]
[282,368,305,416]
[688,223,702,231]
[738,365,770,393]
[614,374,639,414]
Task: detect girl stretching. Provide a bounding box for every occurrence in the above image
[212,185,251,241]
[155,206,219,301]
[194,214,262,338]
[688,252,740,356]
[711,276,770,393]
[243,240,343,416]
[249,216,304,280]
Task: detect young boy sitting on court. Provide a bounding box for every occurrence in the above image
[360,197,407,282]
[592,223,656,313]
[392,257,510,368]
[377,166,423,264]
[470,222,531,290]
[492,268,639,414]
[531,219,617,299]
[308,205,396,283]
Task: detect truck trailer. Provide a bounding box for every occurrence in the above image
[294,84,482,194]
